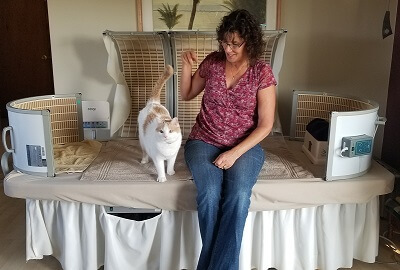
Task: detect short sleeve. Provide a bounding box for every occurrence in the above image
[198,52,217,79]
[258,63,277,91]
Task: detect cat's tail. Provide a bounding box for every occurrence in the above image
[149,65,174,103]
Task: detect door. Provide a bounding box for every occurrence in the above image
[0,0,54,124]
[382,2,400,172]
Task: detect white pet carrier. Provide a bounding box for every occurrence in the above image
[1,94,83,177]
[290,90,386,180]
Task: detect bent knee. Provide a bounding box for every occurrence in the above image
[197,187,222,207]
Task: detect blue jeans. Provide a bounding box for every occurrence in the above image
[184,139,265,270]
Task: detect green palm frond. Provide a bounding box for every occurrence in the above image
[157,3,183,30]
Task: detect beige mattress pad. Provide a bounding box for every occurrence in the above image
[3,139,394,211]
[79,137,313,182]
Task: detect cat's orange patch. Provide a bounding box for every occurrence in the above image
[153,104,169,115]
[143,104,170,134]
[169,122,181,133]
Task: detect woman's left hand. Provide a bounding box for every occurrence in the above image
[213,150,239,170]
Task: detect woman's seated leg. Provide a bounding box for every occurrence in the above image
[209,144,265,270]
[184,139,224,269]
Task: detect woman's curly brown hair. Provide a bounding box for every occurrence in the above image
[216,9,266,66]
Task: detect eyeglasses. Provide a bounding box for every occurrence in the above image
[219,40,245,51]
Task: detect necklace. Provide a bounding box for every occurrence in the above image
[229,61,248,80]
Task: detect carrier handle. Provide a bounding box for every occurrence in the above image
[375,116,387,126]
[1,152,12,176]
[1,126,14,176]
[2,126,14,153]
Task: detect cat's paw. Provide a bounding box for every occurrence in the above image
[141,158,149,164]
[167,169,175,176]
[157,176,167,182]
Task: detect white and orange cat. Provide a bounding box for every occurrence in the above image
[138,65,182,182]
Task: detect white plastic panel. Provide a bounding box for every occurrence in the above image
[326,109,378,180]
[7,110,49,175]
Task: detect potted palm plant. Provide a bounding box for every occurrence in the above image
[157,3,183,30]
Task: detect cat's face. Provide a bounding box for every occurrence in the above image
[155,117,181,143]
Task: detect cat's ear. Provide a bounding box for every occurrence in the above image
[171,117,179,126]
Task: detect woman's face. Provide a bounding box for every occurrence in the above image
[221,32,247,63]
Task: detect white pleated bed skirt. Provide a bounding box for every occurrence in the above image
[26,198,379,270]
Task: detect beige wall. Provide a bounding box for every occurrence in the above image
[279,0,397,157]
[47,0,136,103]
[48,0,397,157]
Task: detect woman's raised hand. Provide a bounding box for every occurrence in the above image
[181,51,198,66]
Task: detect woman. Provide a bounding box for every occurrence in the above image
[180,9,277,270]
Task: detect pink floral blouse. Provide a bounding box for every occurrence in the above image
[188,52,277,148]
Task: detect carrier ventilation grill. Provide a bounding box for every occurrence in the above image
[291,92,376,139]
[12,97,80,145]
[170,32,219,138]
[110,33,169,138]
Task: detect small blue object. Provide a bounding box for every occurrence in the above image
[83,121,108,128]
[341,135,373,157]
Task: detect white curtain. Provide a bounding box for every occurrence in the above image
[26,200,105,270]
[26,198,379,270]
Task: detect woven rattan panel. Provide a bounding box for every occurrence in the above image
[13,98,80,145]
[111,33,169,138]
[171,31,283,139]
[260,31,282,66]
[170,32,219,138]
[292,92,375,139]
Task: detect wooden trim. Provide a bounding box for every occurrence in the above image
[136,0,143,32]
[276,0,282,29]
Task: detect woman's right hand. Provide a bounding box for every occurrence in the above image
[181,51,198,67]
[180,50,205,101]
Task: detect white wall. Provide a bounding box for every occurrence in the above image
[47,0,136,103]
[279,0,397,157]
[47,0,397,157]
